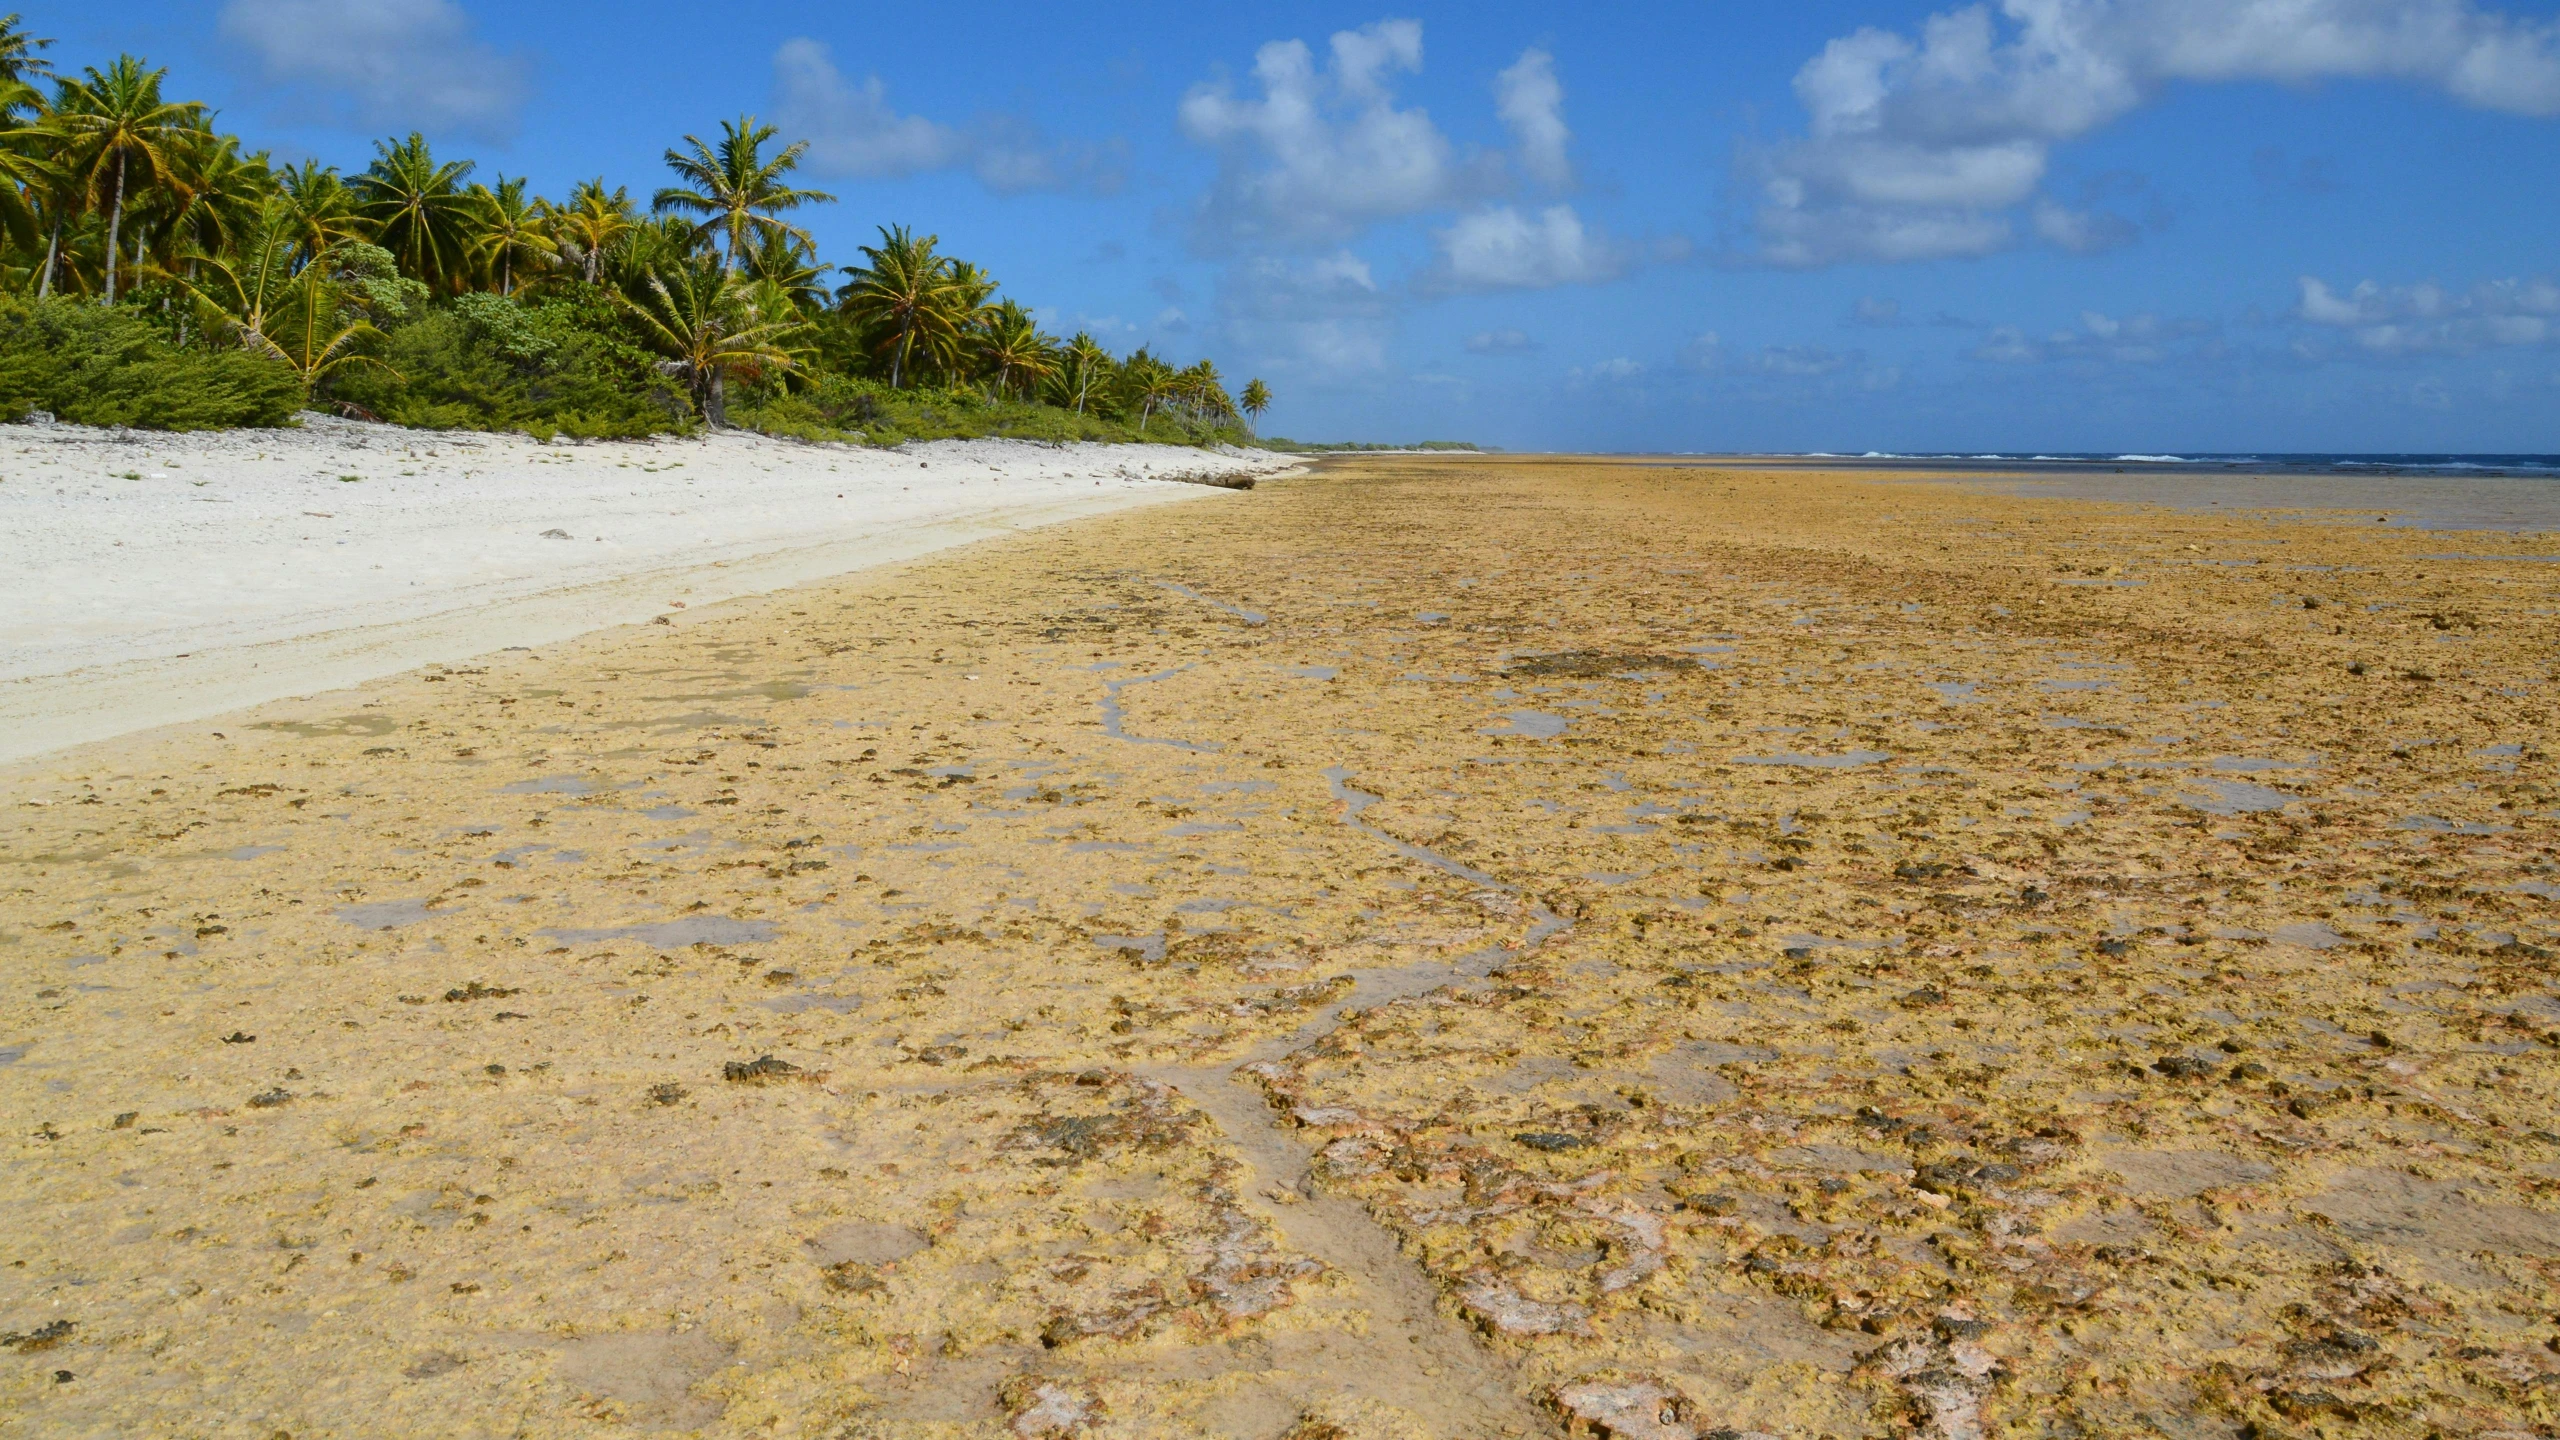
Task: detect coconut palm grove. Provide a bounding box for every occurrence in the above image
[0,15,1272,444]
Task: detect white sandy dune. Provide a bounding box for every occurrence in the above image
[0,415,1297,764]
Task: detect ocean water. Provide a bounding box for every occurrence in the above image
[1643,453,2560,531]
[1778,452,2560,477]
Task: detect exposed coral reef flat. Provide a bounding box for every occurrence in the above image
[3,456,2555,1438]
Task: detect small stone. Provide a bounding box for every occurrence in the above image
[724,1055,801,1083]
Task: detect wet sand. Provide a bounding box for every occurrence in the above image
[4,456,2556,1438]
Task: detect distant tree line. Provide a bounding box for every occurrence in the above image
[0,14,1273,441]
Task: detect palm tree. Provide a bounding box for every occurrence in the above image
[351,132,476,291]
[268,256,398,394]
[742,226,830,315]
[621,262,804,426]
[651,115,832,273]
[838,224,961,390]
[171,199,392,393]
[0,78,53,256]
[159,129,271,267]
[22,150,86,298]
[1178,358,1231,422]
[0,12,49,88]
[605,213,705,294]
[466,174,546,295]
[171,198,297,342]
[1057,332,1114,415]
[1122,349,1180,433]
[0,15,49,256]
[939,260,1001,384]
[276,161,364,262]
[978,300,1057,401]
[1239,378,1270,432]
[46,55,206,304]
[541,178,635,285]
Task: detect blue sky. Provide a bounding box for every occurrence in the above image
[58,1,2560,452]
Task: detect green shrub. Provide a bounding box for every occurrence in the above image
[730,373,1249,449]
[327,289,680,440]
[0,298,304,430]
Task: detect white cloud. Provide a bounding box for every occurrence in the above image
[1496,48,1573,187]
[1225,251,1387,319]
[1757,192,2015,266]
[1966,309,2207,363]
[1570,357,1646,385]
[218,0,529,139]
[1758,0,2560,265]
[1466,328,1538,354]
[1753,345,1853,377]
[1679,332,1725,370]
[1218,251,1394,371]
[1969,325,2044,363]
[775,39,966,177]
[774,39,1117,193]
[1431,204,1625,290]
[2031,199,2138,254]
[1180,20,1468,249]
[2298,273,2559,352]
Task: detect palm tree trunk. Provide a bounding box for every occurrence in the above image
[36,221,56,300]
[707,366,726,427]
[103,153,126,305]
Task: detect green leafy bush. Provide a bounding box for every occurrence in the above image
[730,373,1247,449]
[0,298,304,430]
[326,289,680,441]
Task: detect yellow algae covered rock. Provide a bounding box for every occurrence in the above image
[2,456,2556,1436]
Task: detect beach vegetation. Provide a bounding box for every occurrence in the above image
[0,11,1269,445]
[0,295,302,428]
[652,116,832,275]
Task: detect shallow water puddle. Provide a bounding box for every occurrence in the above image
[1481,710,1569,739]
[336,898,443,929]
[1098,668,1217,751]
[2177,777,2304,814]
[538,916,779,947]
[2392,814,2510,835]
[1155,581,1268,625]
[497,774,597,795]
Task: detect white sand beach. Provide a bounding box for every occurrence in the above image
[0,416,1296,763]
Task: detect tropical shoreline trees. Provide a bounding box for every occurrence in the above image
[47,55,203,305]
[652,117,831,275]
[0,11,1271,443]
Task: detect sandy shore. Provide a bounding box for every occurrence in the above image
[0,417,1296,763]
[2,457,2556,1437]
